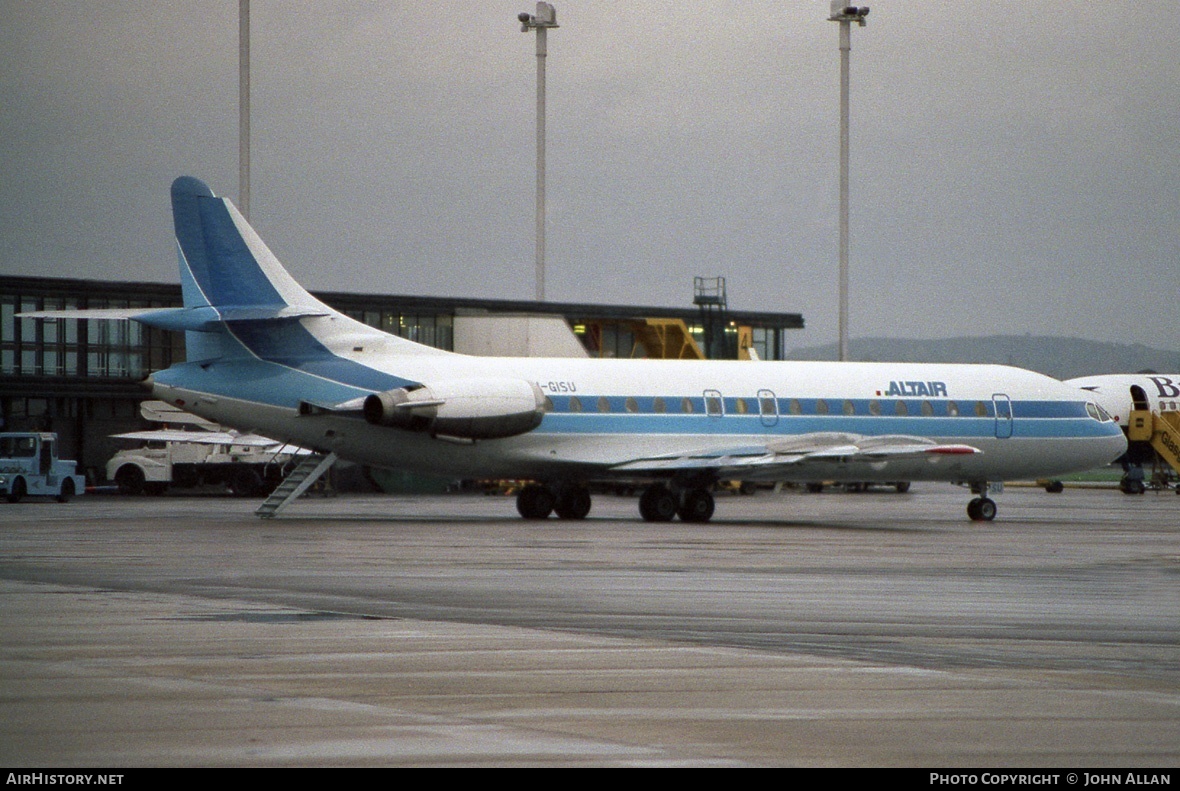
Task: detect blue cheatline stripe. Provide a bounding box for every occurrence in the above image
[535,412,1115,440]
[547,395,1091,420]
[170,176,284,311]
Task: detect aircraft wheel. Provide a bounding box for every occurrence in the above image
[115,465,145,496]
[56,479,75,503]
[173,465,200,488]
[895,482,911,493]
[967,497,997,522]
[1044,480,1064,493]
[554,486,591,520]
[229,467,263,497]
[6,477,26,503]
[516,483,555,519]
[806,482,824,493]
[677,488,715,523]
[639,484,677,522]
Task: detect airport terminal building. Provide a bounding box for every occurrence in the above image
[1,275,804,480]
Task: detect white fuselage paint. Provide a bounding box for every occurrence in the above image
[154,343,1127,485]
[1067,374,1180,426]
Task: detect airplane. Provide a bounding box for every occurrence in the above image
[23,177,1128,522]
[1065,374,1180,428]
[1065,373,1180,490]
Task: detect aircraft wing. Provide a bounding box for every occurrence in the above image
[608,433,981,478]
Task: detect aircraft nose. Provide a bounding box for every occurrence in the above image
[1102,426,1129,465]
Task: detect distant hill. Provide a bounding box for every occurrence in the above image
[785,336,1180,380]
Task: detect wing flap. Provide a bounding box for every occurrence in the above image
[609,433,981,476]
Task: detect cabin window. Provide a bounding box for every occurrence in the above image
[843,399,855,415]
[625,397,639,414]
[652,397,666,414]
[816,399,829,415]
[947,401,960,417]
[734,398,749,415]
[894,400,907,416]
[760,396,776,417]
[788,399,802,415]
[704,391,723,417]
[869,400,881,416]
[568,396,583,413]
[974,401,988,417]
[681,397,695,414]
[921,401,934,416]
[597,396,611,413]
[543,397,554,412]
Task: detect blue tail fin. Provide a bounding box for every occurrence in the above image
[168,177,333,361]
[162,176,445,369]
[172,176,278,311]
[171,176,326,314]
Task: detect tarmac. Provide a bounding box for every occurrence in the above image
[1,484,1178,767]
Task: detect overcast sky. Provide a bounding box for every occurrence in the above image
[1,1,1177,350]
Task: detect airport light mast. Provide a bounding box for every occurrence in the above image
[518,2,559,302]
[239,0,251,221]
[828,2,869,362]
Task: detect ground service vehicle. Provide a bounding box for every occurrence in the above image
[107,402,307,496]
[0,433,86,503]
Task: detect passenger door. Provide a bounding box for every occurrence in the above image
[992,394,1013,439]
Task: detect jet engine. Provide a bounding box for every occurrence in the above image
[363,377,545,440]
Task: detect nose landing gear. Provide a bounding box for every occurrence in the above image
[967,481,997,522]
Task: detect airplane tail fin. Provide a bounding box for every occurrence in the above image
[166,176,446,364]
[170,176,327,316]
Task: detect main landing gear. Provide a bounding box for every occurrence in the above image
[638,483,715,523]
[516,480,718,523]
[516,482,592,520]
[966,481,997,522]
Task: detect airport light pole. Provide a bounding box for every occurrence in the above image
[828,3,869,362]
[518,3,558,302]
[239,0,251,222]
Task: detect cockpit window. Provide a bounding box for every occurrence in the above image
[1086,401,1114,422]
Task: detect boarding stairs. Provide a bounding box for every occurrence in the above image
[255,452,337,518]
[1128,409,1180,482]
[630,318,707,360]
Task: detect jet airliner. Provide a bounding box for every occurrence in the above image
[1067,373,1180,475]
[27,178,1128,521]
[1067,374,1180,428]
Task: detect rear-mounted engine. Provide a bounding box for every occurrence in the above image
[363,377,545,440]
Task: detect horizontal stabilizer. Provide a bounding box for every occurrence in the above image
[16,305,329,333]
